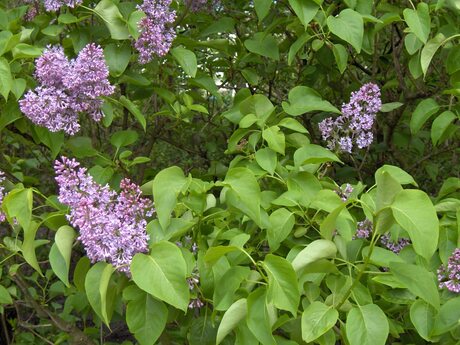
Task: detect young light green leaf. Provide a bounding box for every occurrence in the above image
[302,302,338,342]
[294,144,342,166]
[244,33,279,60]
[262,126,285,155]
[152,166,187,230]
[93,0,129,40]
[254,0,272,22]
[255,148,277,175]
[403,3,431,44]
[282,86,340,116]
[171,47,197,78]
[267,208,295,251]
[288,0,319,28]
[104,43,131,77]
[119,96,147,131]
[327,9,364,53]
[292,240,337,272]
[421,33,445,77]
[375,165,418,186]
[246,288,276,345]
[0,57,12,100]
[389,262,439,309]
[214,266,250,310]
[263,254,300,316]
[391,189,439,260]
[332,43,348,74]
[50,226,75,287]
[410,98,439,134]
[85,262,115,326]
[0,285,12,305]
[110,129,139,150]
[410,300,436,341]
[346,304,389,345]
[131,242,189,311]
[432,297,460,335]
[216,298,247,344]
[431,111,457,146]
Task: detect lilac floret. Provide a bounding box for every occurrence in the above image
[43,0,82,11]
[438,248,460,293]
[380,233,410,254]
[354,219,372,239]
[319,83,381,153]
[55,157,152,274]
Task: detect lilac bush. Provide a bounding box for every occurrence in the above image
[319,83,381,153]
[135,0,176,64]
[55,157,151,274]
[19,44,114,135]
[438,248,460,293]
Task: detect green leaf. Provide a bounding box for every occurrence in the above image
[255,148,277,175]
[375,165,418,186]
[171,47,197,78]
[131,242,189,311]
[320,203,347,240]
[332,43,348,74]
[431,111,457,146]
[410,300,436,341]
[0,57,12,100]
[391,189,439,260]
[216,298,247,344]
[11,78,26,100]
[67,137,98,158]
[405,33,423,55]
[262,126,285,155]
[246,288,276,345]
[292,240,337,272]
[327,9,364,53]
[288,0,319,28]
[223,168,261,226]
[381,102,404,112]
[119,96,147,131]
[104,43,131,77]
[254,0,272,22]
[421,33,445,77]
[389,262,439,309]
[244,33,279,60]
[126,289,168,345]
[3,188,33,230]
[204,246,240,265]
[346,304,389,345]
[278,118,308,133]
[12,44,43,59]
[432,297,460,335]
[110,129,139,150]
[127,10,145,39]
[214,266,250,310]
[49,226,75,287]
[282,86,340,116]
[410,98,439,134]
[152,166,187,230]
[267,208,295,251]
[85,262,115,326]
[288,32,311,65]
[361,246,404,267]
[376,171,402,211]
[403,3,431,44]
[73,257,90,292]
[93,0,129,40]
[301,302,338,342]
[446,45,460,74]
[263,255,300,315]
[0,285,12,305]
[294,144,342,166]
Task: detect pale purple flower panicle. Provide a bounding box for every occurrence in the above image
[43,0,82,12]
[380,233,410,254]
[336,183,353,201]
[55,157,152,274]
[438,248,460,293]
[19,44,114,135]
[135,0,176,64]
[354,219,372,239]
[0,172,6,222]
[319,83,381,153]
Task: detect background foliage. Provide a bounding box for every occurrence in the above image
[0,0,459,344]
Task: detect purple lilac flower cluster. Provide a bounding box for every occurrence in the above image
[352,219,411,253]
[336,183,353,202]
[43,0,82,12]
[354,219,372,239]
[0,172,6,222]
[438,248,460,293]
[319,83,381,153]
[135,0,176,64]
[55,157,151,274]
[20,44,114,135]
